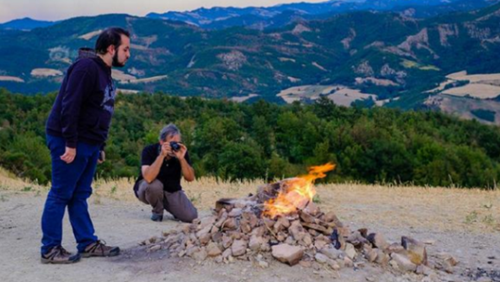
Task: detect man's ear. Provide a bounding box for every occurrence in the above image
[107,44,116,55]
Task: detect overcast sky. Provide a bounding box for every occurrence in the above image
[0,0,330,23]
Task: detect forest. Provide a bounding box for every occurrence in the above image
[1,88,500,189]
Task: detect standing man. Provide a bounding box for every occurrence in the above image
[41,27,131,264]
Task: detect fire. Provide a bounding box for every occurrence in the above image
[263,163,335,218]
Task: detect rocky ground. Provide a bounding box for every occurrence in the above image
[0,176,499,282]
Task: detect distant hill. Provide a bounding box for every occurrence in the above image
[147,0,499,30]
[0,17,56,30]
[1,2,500,123]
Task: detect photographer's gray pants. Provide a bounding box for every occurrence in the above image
[136,179,198,223]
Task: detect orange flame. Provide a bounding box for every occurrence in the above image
[263,163,335,218]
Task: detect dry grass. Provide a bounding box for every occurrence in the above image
[355,77,399,87]
[30,68,63,77]
[447,71,500,83]
[327,88,377,107]
[117,89,140,95]
[276,85,377,106]
[312,62,328,72]
[0,76,24,83]
[79,30,102,40]
[121,75,169,84]
[112,69,137,82]
[2,167,499,234]
[230,94,259,103]
[442,83,500,99]
[277,85,331,103]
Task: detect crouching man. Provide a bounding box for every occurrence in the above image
[133,124,198,222]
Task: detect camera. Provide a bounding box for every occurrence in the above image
[170,141,181,152]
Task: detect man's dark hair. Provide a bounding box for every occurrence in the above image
[95,27,130,55]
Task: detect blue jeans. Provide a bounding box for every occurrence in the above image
[41,135,100,254]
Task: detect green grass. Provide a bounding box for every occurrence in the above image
[419,65,441,71]
[401,59,418,68]
[22,186,32,192]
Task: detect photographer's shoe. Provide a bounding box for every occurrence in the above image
[151,213,163,222]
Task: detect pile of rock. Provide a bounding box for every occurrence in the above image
[141,179,455,275]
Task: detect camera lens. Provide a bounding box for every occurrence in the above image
[170,141,180,152]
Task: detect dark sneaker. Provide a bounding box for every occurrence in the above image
[41,246,80,264]
[80,240,120,257]
[151,213,163,222]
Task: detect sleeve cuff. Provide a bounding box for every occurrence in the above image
[65,140,77,149]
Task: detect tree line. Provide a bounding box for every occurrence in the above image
[1,88,500,189]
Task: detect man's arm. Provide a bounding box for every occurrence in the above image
[141,143,168,183]
[61,65,94,149]
[179,158,195,182]
[142,155,165,183]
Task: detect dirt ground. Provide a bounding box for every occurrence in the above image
[1,173,500,282]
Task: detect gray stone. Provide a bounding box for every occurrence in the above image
[347,231,369,247]
[289,221,306,241]
[214,211,228,227]
[249,235,264,251]
[386,242,406,254]
[376,249,390,266]
[365,249,378,263]
[192,247,208,261]
[221,235,233,249]
[197,216,217,230]
[345,243,357,260]
[228,208,242,217]
[416,265,434,276]
[299,260,313,268]
[186,246,200,257]
[320,246,344,260]
[231,239,247,257]
[303,201,320,216]
[222,247,232,259]
[196,226,212,245]
[315,253,330,264]
[367,233,389,250]
[391,253,417,272]
[302,233,313,246]
[299,211,315,223]
[402,236,427,265]
[271,244,304,266]
[274,216,290,231]
[435,252,458,266]
[329,260,341,270]
[285,236,295,245]
[148,244,161,252]
[222,218,238,231]
[344,256,354,268]
[314,240,328,250]
[258,260,269,268]
[206,241,222,257]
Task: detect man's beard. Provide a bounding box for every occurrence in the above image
[112,50,125,67]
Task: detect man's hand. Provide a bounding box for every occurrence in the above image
[160,143,171,157]
[173,143,187,160]
[60,147,76,164]
[98,151,106,164]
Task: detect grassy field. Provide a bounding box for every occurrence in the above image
[2,167,498,234]
[276,84,377,106]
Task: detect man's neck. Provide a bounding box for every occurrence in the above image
[97,54,112,68]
